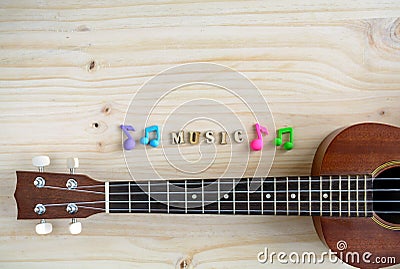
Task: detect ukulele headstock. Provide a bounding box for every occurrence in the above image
[14,156,105,234]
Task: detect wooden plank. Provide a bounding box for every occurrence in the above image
[0,1,400,268]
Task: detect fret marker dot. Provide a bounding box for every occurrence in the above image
[192,194,197,200]
[323,193,328,199]
[223,194,229,199]
[291,193,296,199]
[266,194,271,199]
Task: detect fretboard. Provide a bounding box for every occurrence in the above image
[107,175,373,217]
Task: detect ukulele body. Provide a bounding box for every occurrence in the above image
[311,122,400,268]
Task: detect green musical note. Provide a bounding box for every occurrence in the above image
[275,127,294,150]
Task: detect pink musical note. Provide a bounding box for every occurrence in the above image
[250,123,269,151]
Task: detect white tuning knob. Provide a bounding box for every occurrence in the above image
[32,156,50,172]
[69,219,82,235]
[35,220,52,235]
[67,158,79,170]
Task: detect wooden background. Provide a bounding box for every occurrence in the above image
[1,1,400,268]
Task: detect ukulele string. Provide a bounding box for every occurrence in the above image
[42,199,400,206]
[59,206,399,215]
[108,189,398,195]
[43,185,105,195]
[42,176,400,195]
[40,185,400,196]
[38,202,400,214]
[105,177,400,188]
[39,185,400,196]
[43,201,105,207]
[104,209,400,214]
[41,198,400,215]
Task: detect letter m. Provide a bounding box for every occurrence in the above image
[171,131,185,144]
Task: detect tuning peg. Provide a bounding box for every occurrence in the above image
[67,158,79,174]
[32,156,50,172]
[69,218,82,235]
[35,220,52,235]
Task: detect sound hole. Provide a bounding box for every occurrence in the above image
[373,166,400,224]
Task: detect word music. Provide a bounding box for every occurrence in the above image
[120,124,294,151]
[171,130,244,145]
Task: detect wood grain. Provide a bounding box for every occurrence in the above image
[1,1,400,268]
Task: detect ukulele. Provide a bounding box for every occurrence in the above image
[14,122,400,269]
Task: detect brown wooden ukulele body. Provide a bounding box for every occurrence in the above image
[312,123,400,269]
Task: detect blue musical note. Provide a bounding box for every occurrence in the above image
[140,125,160,148]
[120,125,136,150]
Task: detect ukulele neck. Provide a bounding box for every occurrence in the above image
[106,175,373,217]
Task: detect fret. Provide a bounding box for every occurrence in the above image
[329,176,332,216]
[286,177,289,215]
[261,177,264,215]
[131,182,149,213]
[234,179,249,214]
[279,177,286,215]
[348,176,358,217]
[148,181,151,213]
[109,182,129,213]
[340,175,349,216]
[273,177,277,215]
[247,178,250,215]
[357,175,365,216]
[204,180,218,214]
[128,181,131,213]
[148,181,168,213]
[185,180,203,214]
[321,176,331,216]
[201,179,205,214]
[220,178,234,214]
[233,179,236,215]
[356,175,359,217]
[320,176,322,216]
[169,180,186,214]
[249,178,262,214]
[184,180,187,214]
[339,175,342,216]
[311,176,320,215]
[217,178,221,214]
[287,176,299,215]
[275,177,288,215]
[347,175,351,217]
[297,177,300,216]
[364,175,367,216]
[308,176,312,216]
[263,178,274,215]
[299,176,309,216]
[330,176,340,216]
[167,180,170,213]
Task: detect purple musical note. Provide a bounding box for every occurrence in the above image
[120,125,136,150]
